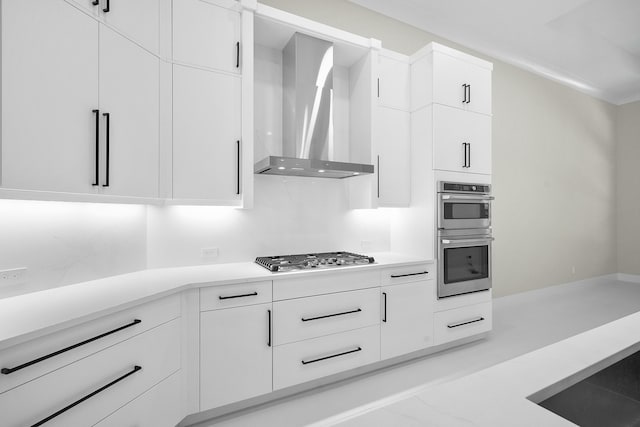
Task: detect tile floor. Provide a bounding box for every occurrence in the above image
[194,276,640,427]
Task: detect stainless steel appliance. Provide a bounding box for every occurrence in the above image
[437,181,493,298]
[255,251,375,272]
[438,182,493,230]
[254,33,374,179]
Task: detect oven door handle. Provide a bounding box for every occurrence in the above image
[441,194,494,201]
[441,237,494,245]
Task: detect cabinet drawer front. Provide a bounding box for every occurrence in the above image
[0,295,180,394]
[273,288,380,346]
[0,319,180,427]
[273,325,380,390]
[273,270,380,300]
[200,281,272,311]
[381,264,433,286]
[434,301,492,345]
[94,371,182,427]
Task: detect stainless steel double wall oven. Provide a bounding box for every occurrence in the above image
[437,182,494,298]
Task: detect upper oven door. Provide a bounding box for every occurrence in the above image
[438,193,493,230]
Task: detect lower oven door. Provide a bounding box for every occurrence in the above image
[438,234,493,298]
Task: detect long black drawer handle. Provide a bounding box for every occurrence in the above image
[102,113,110,187]
[102,0,110,13]
[301,308,362,322]
[92,109,100,186]
[236,41,240,68]
[236,140,241,195]
[447,317,485,329]
[31,365,142,427]
[302,347,362,365]
[390,271,428,278]
[218,291,258,300]
[1,319,141,375]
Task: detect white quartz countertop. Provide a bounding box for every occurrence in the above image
[0,252,429,350]
[322,307,640,427]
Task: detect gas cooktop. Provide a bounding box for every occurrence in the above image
[255,251,375,272]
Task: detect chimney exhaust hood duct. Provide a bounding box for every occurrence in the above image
[254,33,374,179]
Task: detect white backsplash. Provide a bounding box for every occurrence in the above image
[147,175,391,267]
[0,199,147,297]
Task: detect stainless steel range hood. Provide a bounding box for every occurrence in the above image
[254,33,374,179]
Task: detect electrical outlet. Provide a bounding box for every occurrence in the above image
[201,247,219,259]
[0,268,27,288]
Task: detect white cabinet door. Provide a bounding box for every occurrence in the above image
[66,0,102,17]
[173,65,242,202]
[1,0,99,193]
[98,26,159,198]
[378,55,410,110]
[101,0,160,55]
[173,0,241,73]
[433,105,491,175]
[200,303,272,410]
[433,52,492,115]
[376,107,410,207]
[381,280,434,360]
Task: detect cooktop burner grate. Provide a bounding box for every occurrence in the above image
[255,251,375,272]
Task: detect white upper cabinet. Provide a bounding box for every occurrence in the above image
[173,65,242,203]
[411,43,492,116]
[1,0,160,199]
[67,0,160,54]
[378,53,410,110]
[98,26,160,198]
[376,107,411,207]
[432,104,491,175]
[1,0,99,194]
[433,51,492,115]
[173,0,241,73]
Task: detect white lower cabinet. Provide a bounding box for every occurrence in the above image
[381,280,434,360]
[94,371,182,427]
[200,302,273,410]
[434,301,492,346]
[273,325,380,390]
[0,319,180,427]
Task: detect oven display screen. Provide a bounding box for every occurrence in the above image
[443,245,489,284]
[444,203,489,220]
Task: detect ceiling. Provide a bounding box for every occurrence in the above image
[349,0,640,105]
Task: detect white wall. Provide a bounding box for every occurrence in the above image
[616,101,640,274]
[0,199,146,297]
[146,176,390,267]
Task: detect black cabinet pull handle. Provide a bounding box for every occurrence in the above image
[382,292,387,323]
[467,84,471,104]
[462,84,467,103]
[377,155,380,198]
[30,365,142,427]
[218,291,258,300]
[267,309,272,347]
[390,271,428,278]
[467,143,471,167]
[447,317,485,329]
[462,143,468,168]
[92,109,100,186]
[102,113,110,187]
[236,42,240,68]
[301,308,362,322]
[1,319,141,375]
[91,0,99,5]
[302,347,362,365]
[236,140,241,195]
[102,0,110,13]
